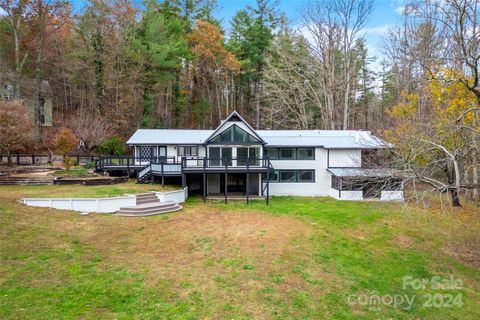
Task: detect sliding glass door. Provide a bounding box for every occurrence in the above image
[209,147,232,166]
[237,147,260,166]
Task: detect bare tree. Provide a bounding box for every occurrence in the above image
[65,111,111,154]
[262,30,321,129]
[0,0,30,98]
[301,0,373,129]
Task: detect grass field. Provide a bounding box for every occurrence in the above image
[1,183,479,319]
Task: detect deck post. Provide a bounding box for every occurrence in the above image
[161,163,164,187]
[266,169,270,206]
[339,178,342,198]
[246,159,249,204]
[203,172,206,202]
[224,162,228,204]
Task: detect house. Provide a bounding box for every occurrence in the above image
[97,111,404,203]
[0,80,53,126]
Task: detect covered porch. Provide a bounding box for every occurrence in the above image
[185,171,270,205]
[328,168,404,201]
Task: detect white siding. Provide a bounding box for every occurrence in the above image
[166,145,177,160]
[265,148,331,196]
[328,149,361,167]
[337,190,363,201]
[380,191,404,201]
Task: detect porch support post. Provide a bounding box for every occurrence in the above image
[182,173,186,188]
[266,169,270,206]
[224,167,228,204]
[203,172,207,203]
[339,178,342,198]
[150,163,153,184]
[246,160,249,204]
[161,163,164,187]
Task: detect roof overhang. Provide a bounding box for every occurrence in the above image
[327,167,399,178]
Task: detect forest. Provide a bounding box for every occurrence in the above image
[1,0,480,204]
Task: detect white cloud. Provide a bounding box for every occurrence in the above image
[394,6,406,15]
[361,25,392,36]
[0,8,6,16]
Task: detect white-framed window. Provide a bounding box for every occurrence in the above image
[178,145,197,157]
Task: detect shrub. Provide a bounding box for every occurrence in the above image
[55,128,78,171]
[96,136,126,155]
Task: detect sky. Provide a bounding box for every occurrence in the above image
[215,0,408,71]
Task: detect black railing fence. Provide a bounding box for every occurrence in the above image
[0,154,100,166]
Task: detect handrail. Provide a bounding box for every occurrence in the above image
[182,157,270,169]
[97,156,176,170]
[137,162,152,180]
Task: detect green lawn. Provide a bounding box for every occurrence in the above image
[1,185,479,319]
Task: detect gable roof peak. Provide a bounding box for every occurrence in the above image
[204,110,265,144]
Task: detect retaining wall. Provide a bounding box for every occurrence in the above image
[19,187,188,213]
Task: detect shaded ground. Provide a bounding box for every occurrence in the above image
[1,184,479,319]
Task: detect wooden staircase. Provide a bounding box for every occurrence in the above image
[115,192,182,217]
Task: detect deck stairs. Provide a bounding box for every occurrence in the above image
[116,192,182,217]
[137,163,183,184]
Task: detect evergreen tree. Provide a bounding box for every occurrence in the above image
[136,0,189,128]
[228,0,280,127]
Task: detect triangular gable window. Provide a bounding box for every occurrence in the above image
[209,124,260,144]
[228,114,242,122]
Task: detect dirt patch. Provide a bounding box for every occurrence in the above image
[392,234,413,249]
[442,238,480,267]
[79,206,314,275]
[344,228,368,240]
[38,205,321,318]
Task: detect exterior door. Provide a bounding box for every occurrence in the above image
[221,147,232,166]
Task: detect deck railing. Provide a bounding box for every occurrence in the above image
[95,156,176,171]
[182,157,270,169]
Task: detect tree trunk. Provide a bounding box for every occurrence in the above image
[446,161,462,207]
[472,133,479,201]
[450,188,462,207]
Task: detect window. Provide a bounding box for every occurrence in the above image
[268,170,315,183]
[178,146,197,157]
[158,146,166,157]
[268,170,279,181]
[279,148,295,160]
[222,147,232,166]
[266,148,278,160]
[237,147,260,166]
[237,147,248,165]
[209,125,260,144]
[209,147,220,166]
[280,171,296,182]
[297,148,314,160]
[139,146,154,160]
[298,170,314,182]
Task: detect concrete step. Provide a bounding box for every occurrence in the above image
[136,194,157,199]
[136,198,160,205]
[135,193,159,205]
[116,201,182,217]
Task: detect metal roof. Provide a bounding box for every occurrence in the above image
[126,129,213,145]
[127,128,390,149]
[327,168,398,177]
